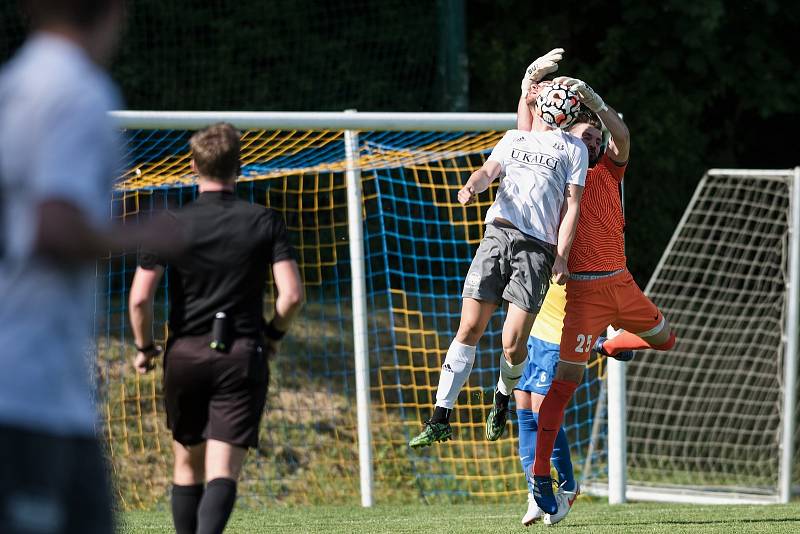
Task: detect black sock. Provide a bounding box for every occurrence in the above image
[494,390,510,408]
[196,478,237,534]
[171,483,204,534]
[431,406,451,424]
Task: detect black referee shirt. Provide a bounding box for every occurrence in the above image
[139,191,295,338]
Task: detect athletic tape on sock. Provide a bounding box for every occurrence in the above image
[497,356,527,396]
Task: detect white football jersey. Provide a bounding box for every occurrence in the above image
[485,129,587,244]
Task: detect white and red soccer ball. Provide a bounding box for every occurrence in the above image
[536,83,581,129]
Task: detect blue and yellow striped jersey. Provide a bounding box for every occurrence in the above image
[530,280,566,345]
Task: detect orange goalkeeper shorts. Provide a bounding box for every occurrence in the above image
[559,270,664,363]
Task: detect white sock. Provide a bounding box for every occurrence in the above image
[497,356,527,396]
[435,340,476,409]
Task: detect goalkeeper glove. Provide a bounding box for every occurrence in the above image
[521,48,564,95]
[554,76,608,113]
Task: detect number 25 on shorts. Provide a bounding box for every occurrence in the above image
[574,334,593,353]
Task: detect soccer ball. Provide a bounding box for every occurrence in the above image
[536,83,581,129]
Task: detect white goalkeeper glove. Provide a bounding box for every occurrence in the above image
[521,48,564,95]
[554,76,608,113]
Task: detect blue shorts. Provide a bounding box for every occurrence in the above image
[516,336,560,395]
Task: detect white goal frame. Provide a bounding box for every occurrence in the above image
[597,168,800,505]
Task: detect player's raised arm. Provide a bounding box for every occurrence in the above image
[517,93,533,131]
[554,76,630,163]
[597,102,629,163]
[517,49,564,131]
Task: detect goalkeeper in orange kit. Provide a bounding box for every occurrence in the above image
[486,48,677,520]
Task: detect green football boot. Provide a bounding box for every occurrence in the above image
[409,419,452,448]
[485,389,510,441]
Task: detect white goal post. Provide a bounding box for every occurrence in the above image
[597,168,800,505]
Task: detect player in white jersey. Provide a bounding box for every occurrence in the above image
[0,1,176,532]
[409,50,588,448]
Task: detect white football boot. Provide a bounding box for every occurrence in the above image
[543,481,579,526]
[521,491,544,526]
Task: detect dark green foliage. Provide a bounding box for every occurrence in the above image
[113,0,438,111]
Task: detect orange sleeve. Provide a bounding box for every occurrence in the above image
[599,152,627,183]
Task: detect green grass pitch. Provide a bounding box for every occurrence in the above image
[120,499,800,533]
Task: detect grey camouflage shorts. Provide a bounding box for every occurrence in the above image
[461,222,555,313]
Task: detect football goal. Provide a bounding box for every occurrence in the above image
[99,111,608,509]
[584,168,800,504]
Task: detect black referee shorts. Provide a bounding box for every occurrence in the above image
[0,425,114,534]
[164,334,269,449]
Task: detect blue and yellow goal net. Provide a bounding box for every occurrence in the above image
[97,127,607,508]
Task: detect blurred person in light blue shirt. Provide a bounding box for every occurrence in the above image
[0,1,127,532]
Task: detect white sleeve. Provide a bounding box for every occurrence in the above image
[567,140,589,188]
[30,90,117,227]
[487,130,516,174]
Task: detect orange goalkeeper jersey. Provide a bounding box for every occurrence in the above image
[568,152,627,272]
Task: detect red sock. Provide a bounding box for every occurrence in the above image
[651,331,676,351]
[602,331,651,356]
[533,379,579,477]
[603,331,676,354]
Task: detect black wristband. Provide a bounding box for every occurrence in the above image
[135,343,157,354]
[264,319,287,341]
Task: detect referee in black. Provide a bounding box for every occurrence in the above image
[128,122,304,534]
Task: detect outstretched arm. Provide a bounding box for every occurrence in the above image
[517,48,564,131]
[457,160,502,206]
[596,104,629,164]
[35,201,181,263]
[554,76,630,163]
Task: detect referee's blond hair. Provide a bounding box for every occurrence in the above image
[190,122,241,182]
